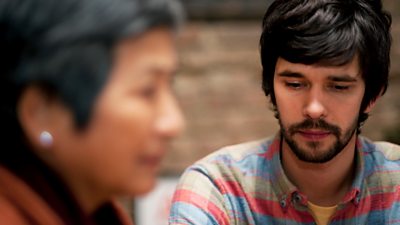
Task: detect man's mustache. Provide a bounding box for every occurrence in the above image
[288,119,341,137]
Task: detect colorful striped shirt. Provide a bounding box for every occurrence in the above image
[169,135,400,224]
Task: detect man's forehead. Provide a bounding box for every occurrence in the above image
[275,56,362,79]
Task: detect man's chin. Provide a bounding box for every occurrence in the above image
[288,140,340,163]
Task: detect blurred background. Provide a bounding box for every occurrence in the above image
[134,0,400,224]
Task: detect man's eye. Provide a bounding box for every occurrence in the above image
[330,84,350,91]
[285,82,304,89]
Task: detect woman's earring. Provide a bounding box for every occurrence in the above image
[39,131,53,148]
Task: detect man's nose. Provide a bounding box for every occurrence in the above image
[303,90,327,120]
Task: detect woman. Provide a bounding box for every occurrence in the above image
[0,0,184,224]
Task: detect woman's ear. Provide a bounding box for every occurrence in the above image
[17,85,55,150]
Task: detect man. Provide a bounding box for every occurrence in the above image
[169,0,400,224]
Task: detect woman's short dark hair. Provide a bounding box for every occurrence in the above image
[260,0,391,127]
[0,0,183,144]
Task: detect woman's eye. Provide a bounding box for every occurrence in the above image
[140,86,157,99]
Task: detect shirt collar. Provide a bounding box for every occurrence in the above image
[269,134,298,207]
[340,138,364,206]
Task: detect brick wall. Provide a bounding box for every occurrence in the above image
[182,0,271,20]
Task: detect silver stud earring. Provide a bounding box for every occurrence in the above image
[39,131,53,147]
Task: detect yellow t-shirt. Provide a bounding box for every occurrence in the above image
[308,201,338,225]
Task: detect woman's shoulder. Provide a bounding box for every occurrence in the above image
[0,166,64,225]
[0,194,34,225]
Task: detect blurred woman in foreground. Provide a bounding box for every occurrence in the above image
[0,0,184,224]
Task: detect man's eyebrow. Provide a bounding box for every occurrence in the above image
[277,70,359,82]
[327,75,358,82]
[276,71,304,78]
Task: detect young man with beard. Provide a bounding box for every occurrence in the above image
[169,0,400,224]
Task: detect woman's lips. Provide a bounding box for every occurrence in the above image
[140,153,165,169]
[298,130,331,140]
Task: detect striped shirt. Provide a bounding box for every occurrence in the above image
[169,135,400,225]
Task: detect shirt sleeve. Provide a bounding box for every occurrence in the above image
[168,166,231,225]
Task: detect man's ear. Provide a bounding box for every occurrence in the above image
[17,85,55,150]
[363,97,379,114]
[364,87,385,114]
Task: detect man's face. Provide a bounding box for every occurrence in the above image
[273,56,367,163]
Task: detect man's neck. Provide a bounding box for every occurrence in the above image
[281,135,357,206]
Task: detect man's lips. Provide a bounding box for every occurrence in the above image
[297,130,331,140]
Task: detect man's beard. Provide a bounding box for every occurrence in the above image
[278,114,358,163]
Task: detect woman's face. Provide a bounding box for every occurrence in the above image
[47,28,184,199]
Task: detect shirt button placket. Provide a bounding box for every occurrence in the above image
[293,192,302,203]
[280,195,288,211]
